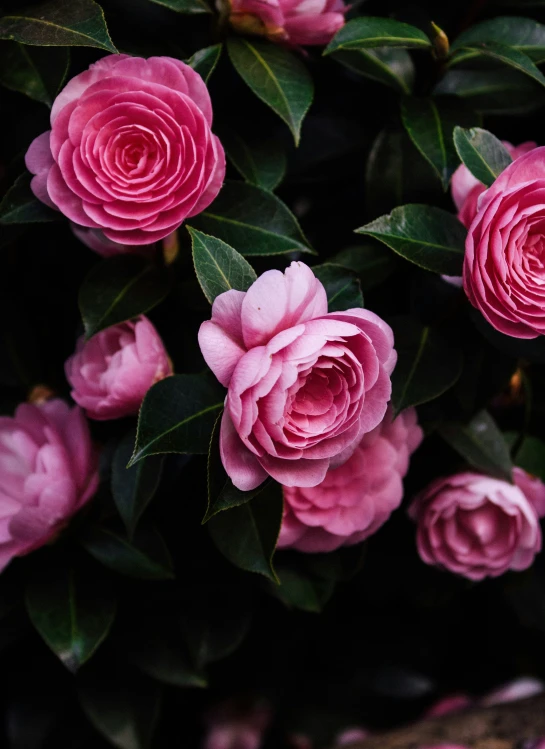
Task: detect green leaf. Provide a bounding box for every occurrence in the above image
[513,435,545,482]
[356,204,466,276]
[389,316,463,415]
[439,410,514,482]
[401,97,479,189]
[81,526,174,580]
[454,42,545,89]
[332,243,397,291]
[130,374,224,464]
[453,127,512,188]
[189,227,257,304]
[221,129,287,190]
[273,567,334,613]
[208,482,284,583]
[0,172,59,224]
[324,16,432,54]
[312,263,363,312]
[111,431,164,540]
[0,43,69,105]
[182,611,251,668]
[227,37,313,145]
[25,568,116,673]
[130,630,207,688]
[0,0,116,51]
[78,255,170,339]
[187,43,222,81]
[330,47,414,94]
[190,180,313,256]
[148,0,211,13]
[451,16,545,63]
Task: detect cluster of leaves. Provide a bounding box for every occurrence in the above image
[2,0,545,747]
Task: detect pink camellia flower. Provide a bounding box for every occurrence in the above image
[451,141,536,228]
[409,472,542,581]
[225,0,346,47]
[198,261,396,490]
[65,316,172,421]
[463,146,545,339]
[278,406,422,552]
[0,399,98,572]
[513,467,545,518]
[425,694,472,718]
[25,54,225,245]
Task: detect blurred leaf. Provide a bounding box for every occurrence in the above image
[0,172,58,224]
[191,180,313,256]
[112,430,164,540]
[453,41,545,89]
[182,611,251,668]
[330,47,414,94]
[78,255,170,339]
[187,43,222,81]
[26,568,115,673]
[356,204,466,275]
[221,130,287,190]
[451,16,545,63]
[189,227,257,304]
[453,126,512,187]
[79,671,161,749]
[130,374,224,463]
[227,37,313,145]
[332,243,397,291]
[208,481,284,583]
[439,409,513,482]
[513,435,545,482]
[312,263,363,312]
[273,567,334,613]
[130,630,207,687]
[0,43,69,105]
[81,526,174,580]
[389,316,463,415]
[324,17,432,54]
[148,0,210,13]
[435,68,543,115]
[401,97,479,189]
[0,0,116,51]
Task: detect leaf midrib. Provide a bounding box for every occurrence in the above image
[0,13,116,51]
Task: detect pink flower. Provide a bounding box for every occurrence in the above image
[198,261,396,491]
[226,0,346,47]
[425,694,472,718]
[65,316,172,420]
[25,54,225,245]
[0,399,98,572]
[203,699,271,749]
[481,676,544,706]
[278,406,422,552]
[451,141,536,228]
[409,472,542,581]
[463,146,545,339]
[514,467,545,518]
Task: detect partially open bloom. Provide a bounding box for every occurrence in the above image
[409,472,542,581]
[65,316,172,420]
[198,262,396,491]
[279,406,422,552]
[25,54,225,245]
[0,399,98,572]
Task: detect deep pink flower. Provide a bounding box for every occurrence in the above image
[226,0,346,46]
[0,399,98,572]
[514,467,545,518]
[425,694,472,718]
[65,316,172,421]
[463,146,545,339]
[198,262,396,491]
[278,406,422,552]
[25,54,225,245]
[409,472,542,581]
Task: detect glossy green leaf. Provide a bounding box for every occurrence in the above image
[187,43,222,81]
[81,526,174,580]
[148,0,211,13]
[513,435,545,482]
[0,172,59,224]
[111,431,164,540]
[0,0,116,51]
[312,263,363,312]
[227,37,313,145]
[356,204,466,276]
[273,567,334,613]
[439,410,513,482]
[130,631,207,687]
[401,97,479,189]
[0,43,69,105]
[221,130,287,190]
[330,47,414,94]
[182,611,251,668]
[389,317,463,415]
[78,255,170,339]
[25,569,116,673]
[454,41,545,89]
[130,374,224,464]
[324,16,432,55]
[332,243,397,291]
[451,16,545,63]
[208,481,284,583]
[190,180,313,256]
[189,227,257,304]
[453,127,512,187]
